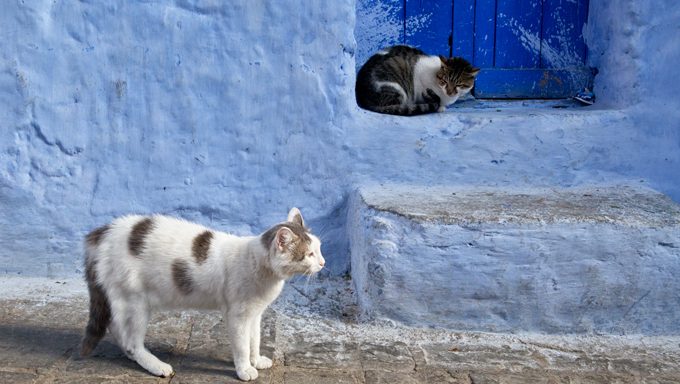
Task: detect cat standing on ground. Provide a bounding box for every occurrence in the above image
[356,45,480,116]
[80,208,324,382]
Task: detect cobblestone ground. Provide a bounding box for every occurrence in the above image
[1,277,679,383]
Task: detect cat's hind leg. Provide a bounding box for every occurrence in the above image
[110,296,174,378]
[370,86,439,116]
[80,278,112,357]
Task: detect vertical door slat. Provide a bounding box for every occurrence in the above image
[473,0,496,67]
[405,0,454,55]
[495,0,543,68]
[541,0,589,68]
[452,0,475,61]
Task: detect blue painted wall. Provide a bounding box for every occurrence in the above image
[1,0,679,277]
[1,1,356,276]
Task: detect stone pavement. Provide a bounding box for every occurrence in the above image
[1,277,680,383]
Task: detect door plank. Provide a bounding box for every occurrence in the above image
[541,0,589,68]
[452,0,475,61]
[473,0,497,67]
[495,0,543,68]
[405,0,454,55]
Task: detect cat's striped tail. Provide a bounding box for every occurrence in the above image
[368,102,440,116]
[80,226,112,357]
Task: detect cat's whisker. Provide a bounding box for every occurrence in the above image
[307,273,315,290]
[303,271,312,293]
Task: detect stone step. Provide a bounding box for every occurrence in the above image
[348,184,680,334]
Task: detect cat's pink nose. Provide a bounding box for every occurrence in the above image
[319,259,325,267]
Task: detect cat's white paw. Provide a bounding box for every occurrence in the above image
[148,361,174,378]
[437,105,447,113]
[236,365,259,381]
[252,355,273,369]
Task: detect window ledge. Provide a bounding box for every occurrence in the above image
[450,98,595,111]
[350,98,625,123]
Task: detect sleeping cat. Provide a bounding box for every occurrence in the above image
[80,208,324,382]
[356,45,480,116]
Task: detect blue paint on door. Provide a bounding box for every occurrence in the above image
[356,0,594,99]
[472,0,496,68]
[495,1,543,68]
[405,0,453,56]
[541,0,589,67]
[452,0,475,59]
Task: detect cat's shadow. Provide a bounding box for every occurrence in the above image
[0,323,241,380]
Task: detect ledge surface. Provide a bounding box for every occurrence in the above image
[359,185,680,227]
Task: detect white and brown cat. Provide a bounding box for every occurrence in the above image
[356,45,480,116]
[80,208,324,381]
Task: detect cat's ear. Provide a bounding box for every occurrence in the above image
[287,207,305,227]
[470,67,481,77]
[275,227,297,251]
[439,55,447,64]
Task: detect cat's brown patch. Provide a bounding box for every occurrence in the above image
[84,256,96,283]
[288,237,310,261]
[86,224,110,247]
[192,231,213,264]
[128,217,154,257]
[261,223,311,261]
[82,256,111,356]
[172,259,193,295]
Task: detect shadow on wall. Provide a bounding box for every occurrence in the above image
[305,195,351,276]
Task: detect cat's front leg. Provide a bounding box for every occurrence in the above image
[423,88,445,112]
[249,313,272,369]
[227,310,259,381]
[422,88,440,104]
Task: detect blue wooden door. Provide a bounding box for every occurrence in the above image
[357,0,593,99]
